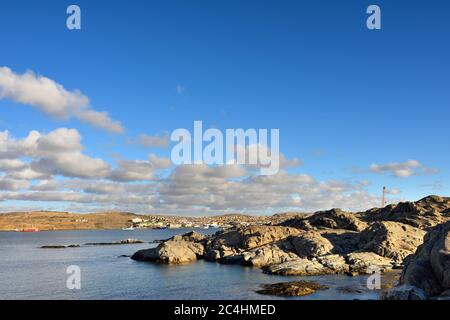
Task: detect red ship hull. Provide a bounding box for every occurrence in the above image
[21,228,40,232]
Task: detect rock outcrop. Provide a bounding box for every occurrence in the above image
[131,195,450,290]
[132,233,205,264]
[171,231,206,243]
[263,259,328,276]
[279,208,367,232]
[317,254,350,274]
[363,195,450,229]
[204,226,301,261]
[85,238,144,245]
[359,221,425,265]
[345,252,393,274]
[41,244,80,249]
[241,242,299,267]
[256,281,328,297]
[384,221,450,299]
[308,208,367,232]
[382,285,427,300]
[291,231,334,258]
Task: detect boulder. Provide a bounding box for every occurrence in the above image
[204,245,239,261]
[242,242,298,268]
[317,254,350,274]
[256,281,328,297]
[240,226,302,249]
[171,231,206,243]
[382,285,427,300]
[131,240,204,264]
[207,226,301,250]
[205,226,301,261]
[359,221,425,265]
[393,221,450,298]
[290,231,334,258]
[263,259,328,276]
[308,208,367,232]
[345,252,393,274]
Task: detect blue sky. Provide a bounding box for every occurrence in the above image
[0,0,448,214]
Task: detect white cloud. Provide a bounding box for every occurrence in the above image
[109,160,157,182]
[234,143,301,172]
[148,154,172,168]
[0,128,110,179]
[0,67,124,133]
[0,178,28,191]
[131,133,170,148]
[156,165,378,213]
[0,159,25,171]
[370,160,438,178]
[109,154,171,182]
[31,128,111,178]
[74,109,124,134]
[7,166,50,180]
[0,128,414,215]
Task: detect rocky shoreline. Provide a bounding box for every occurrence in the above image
[131,195,450,299]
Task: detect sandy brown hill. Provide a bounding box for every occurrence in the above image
[0,211,138,231]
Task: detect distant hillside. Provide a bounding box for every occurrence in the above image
[0,210,308,231]
[0,211,139,231]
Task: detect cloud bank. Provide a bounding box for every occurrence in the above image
[0,67,124,133]
[370,160,438,178]
[0,128,387,214]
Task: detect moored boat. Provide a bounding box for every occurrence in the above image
[21,227,40,232]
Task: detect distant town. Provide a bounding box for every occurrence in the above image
[0,211,307,232]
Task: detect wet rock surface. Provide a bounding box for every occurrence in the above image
[256,281,328,297]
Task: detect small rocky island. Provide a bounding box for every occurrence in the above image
[132,195,450,299]
[41,238,144,249]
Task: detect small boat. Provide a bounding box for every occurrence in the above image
[122,226,135,231]
[21,227,40,232]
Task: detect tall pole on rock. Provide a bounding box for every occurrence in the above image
[381,186,386,208]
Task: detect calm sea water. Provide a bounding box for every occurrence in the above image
[0,229,389,300]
